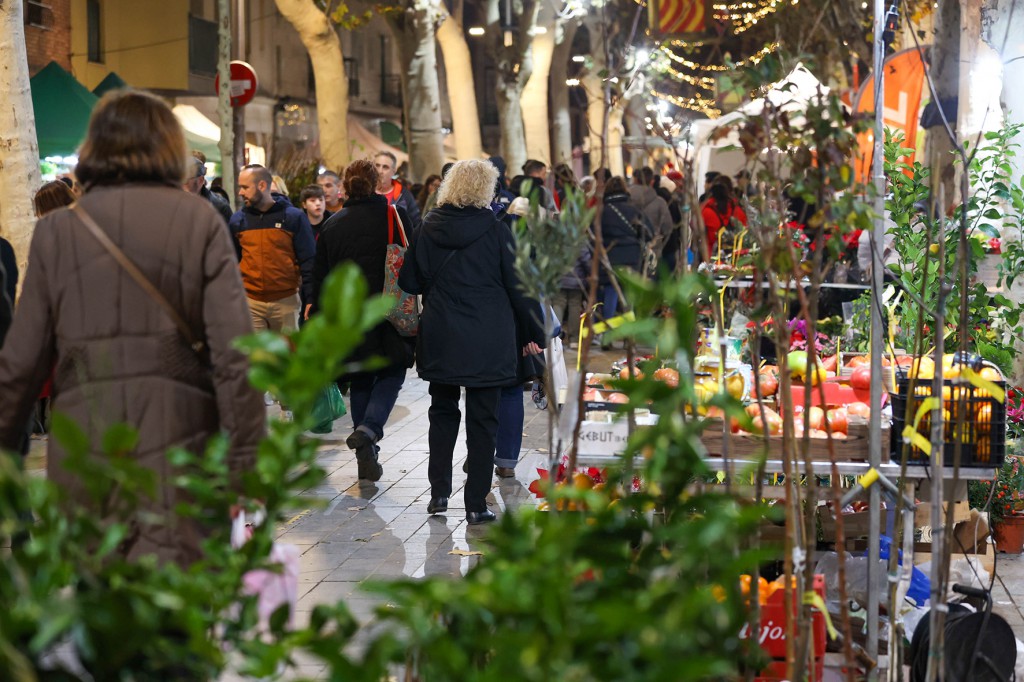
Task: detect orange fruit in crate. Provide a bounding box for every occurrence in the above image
[826,407,849,435]
[573,472,594,490]
[652,367,680,387]
[725,371,746,401]
[848,402,871,419]
[619,366,643,380]
[979,366,1002,382]
[909,357,935,379]
[850,366,871,390]
[807,406,826,430]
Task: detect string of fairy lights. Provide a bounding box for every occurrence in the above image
[660,42,780,73]
[651,41,780,116]
[633,0,796,33]
[649,88,723,117]
[619,0,793,116]
[711,0,796,35]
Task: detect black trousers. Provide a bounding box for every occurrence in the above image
[427,382,501,513]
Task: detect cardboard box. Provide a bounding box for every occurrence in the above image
[576,420,632,457]
[914,500,971,528]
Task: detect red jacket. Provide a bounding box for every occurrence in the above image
[701,199,748,257]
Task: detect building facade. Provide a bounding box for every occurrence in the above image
[24,0,72,75]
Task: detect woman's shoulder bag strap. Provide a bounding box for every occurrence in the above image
[72,203,206,356]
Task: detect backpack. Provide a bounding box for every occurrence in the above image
[607,203,657,278]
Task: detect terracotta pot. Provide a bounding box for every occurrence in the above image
[992,514,1024,554]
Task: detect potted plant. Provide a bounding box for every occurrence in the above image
[969,454,1024,553]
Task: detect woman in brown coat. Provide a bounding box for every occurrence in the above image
[0,90,265,565]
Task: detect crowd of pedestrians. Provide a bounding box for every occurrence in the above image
[0,87,760,541]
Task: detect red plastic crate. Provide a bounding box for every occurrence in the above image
[754,658,824,682]
[740,574,827,680]
[790,380,883,408]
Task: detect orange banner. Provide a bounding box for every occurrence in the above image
[854,48,927,183]
[650,0,708,35]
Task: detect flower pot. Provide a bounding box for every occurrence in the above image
[992,514,1024,554]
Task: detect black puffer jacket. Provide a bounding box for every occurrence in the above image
[313,195,415,373]
[201,186,233,224]
[596,194,650,285]
[0,237,16,348]
[398,204,545,387]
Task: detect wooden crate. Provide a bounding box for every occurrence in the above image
[700,418,889,464]
[818,506,887,542]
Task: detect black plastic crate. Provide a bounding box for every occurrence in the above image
[890,377,1006,467]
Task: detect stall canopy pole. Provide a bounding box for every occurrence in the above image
[867,0,887,677]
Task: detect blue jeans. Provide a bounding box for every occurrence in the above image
[345,365,407,442]
[600,285,620,321]
[495,384,524,468]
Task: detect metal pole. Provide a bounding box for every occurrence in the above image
[867,0,886,677]
[216,0,234,208]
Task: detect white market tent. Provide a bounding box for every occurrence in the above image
[348,118,409,165]
[173,104,266,166]
[687,64,831,188]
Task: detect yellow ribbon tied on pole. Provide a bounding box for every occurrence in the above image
[803,591,839,641]
[960,367,1005,404]
[902,396,941,456]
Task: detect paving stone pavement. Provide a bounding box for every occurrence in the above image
[269,373,553,678]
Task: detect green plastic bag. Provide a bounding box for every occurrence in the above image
[309,383,346,434]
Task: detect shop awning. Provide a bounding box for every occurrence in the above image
[92,71,128,97]
[173,104,223,162]
[172,104,266,166]
[349,118,408,165]
[379,120,405,150]
[30,62,98,158]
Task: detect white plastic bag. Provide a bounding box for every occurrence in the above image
[232,510,300,632]
[547,337,569,405]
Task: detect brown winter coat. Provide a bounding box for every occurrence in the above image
[0,184,266,565]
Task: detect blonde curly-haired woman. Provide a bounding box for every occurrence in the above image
[398,159,545,525]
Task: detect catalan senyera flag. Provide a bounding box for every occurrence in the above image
[649,0,708,35]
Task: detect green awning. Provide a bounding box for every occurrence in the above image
[184,130,221,163]
[30,62,98,159]
[379,120,406,151]
[92,71,128,97]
